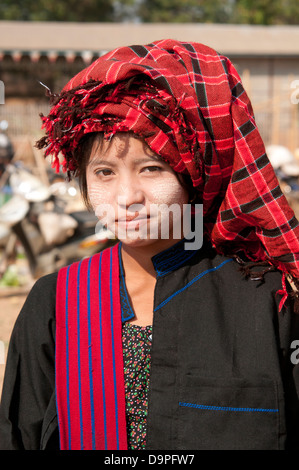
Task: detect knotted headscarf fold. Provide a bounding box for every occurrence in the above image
[36,39,299,305]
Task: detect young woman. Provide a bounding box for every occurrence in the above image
[1,39,299,450]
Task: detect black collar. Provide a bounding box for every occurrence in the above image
[151,238,198,277]
[118,239,199,322]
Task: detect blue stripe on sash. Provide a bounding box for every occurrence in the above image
[77,261,83,449]
[87,257,96,450]
[98,253,108,449]
[110,248,119,449]
[65,264,71,449]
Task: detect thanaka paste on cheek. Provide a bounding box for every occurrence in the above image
[87,184,111,210]
[149,178,188,206]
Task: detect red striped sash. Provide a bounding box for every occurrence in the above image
[55,243,128,450]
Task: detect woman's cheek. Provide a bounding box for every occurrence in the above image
[149,178,188,206]
[88,184,111,211]
[87,184,117,231]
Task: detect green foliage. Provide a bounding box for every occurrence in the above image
[137,0,299,24]
[138,0,232,23]
[0,0,299,24]
[0,0,114,22]
[0,266,20,287]
[231,0,299,25]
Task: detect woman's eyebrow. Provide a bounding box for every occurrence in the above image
[87,158,117,168]
[87,155,164,168]
[133,156,163,165]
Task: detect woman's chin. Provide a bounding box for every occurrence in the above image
[116,232,153,248]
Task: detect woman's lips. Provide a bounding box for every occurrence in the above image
[116,215,149,229]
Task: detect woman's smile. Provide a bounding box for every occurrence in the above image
[116,214,149,232]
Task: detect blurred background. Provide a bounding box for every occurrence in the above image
[0,0,299,390]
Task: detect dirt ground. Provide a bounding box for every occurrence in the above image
[0,286,31,396]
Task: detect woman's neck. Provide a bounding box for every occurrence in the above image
[120,238,183,277]
[120,239,183,326]
[121,244,157,278]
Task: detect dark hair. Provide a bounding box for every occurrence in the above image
[74,132,103,210]
[74,131,200,210]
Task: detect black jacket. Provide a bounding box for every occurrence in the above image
[1,241,299,450]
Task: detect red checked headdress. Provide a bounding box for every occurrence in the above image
[37,39,299,306]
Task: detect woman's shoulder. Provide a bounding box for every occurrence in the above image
[208,250,293,310]
[27,271,58,305]
[15,271,58,330]
[32,270,58,291]
[197,246,286,299]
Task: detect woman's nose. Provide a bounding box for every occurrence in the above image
[117,177,144,208]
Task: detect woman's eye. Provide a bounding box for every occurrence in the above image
[142,166,162,173]
[95,168,113,176]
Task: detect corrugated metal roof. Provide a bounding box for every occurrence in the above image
[0,21,299,58]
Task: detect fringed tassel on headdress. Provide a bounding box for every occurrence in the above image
[232,254,299,314]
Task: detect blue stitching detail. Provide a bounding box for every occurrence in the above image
[155,249,198,277]
[118,243,135,323]
[98,253,108,450]
[154,258,233,312]
[76,261,84,449]
[110,248,120,450]
[87,257,96,450]
[152,238,199,277]
[179,402,278,413]
[65,264,71,449]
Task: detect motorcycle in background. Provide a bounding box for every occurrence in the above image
[0,122,115,281]
[266,144,299,219]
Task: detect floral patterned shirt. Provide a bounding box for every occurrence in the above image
[122,323,152,450]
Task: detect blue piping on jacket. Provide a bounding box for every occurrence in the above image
[179,402,279,413]
[154,258,233,312]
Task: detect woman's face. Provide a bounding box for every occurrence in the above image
[86,133,189,249]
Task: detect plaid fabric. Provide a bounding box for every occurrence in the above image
[37,39,299,287]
